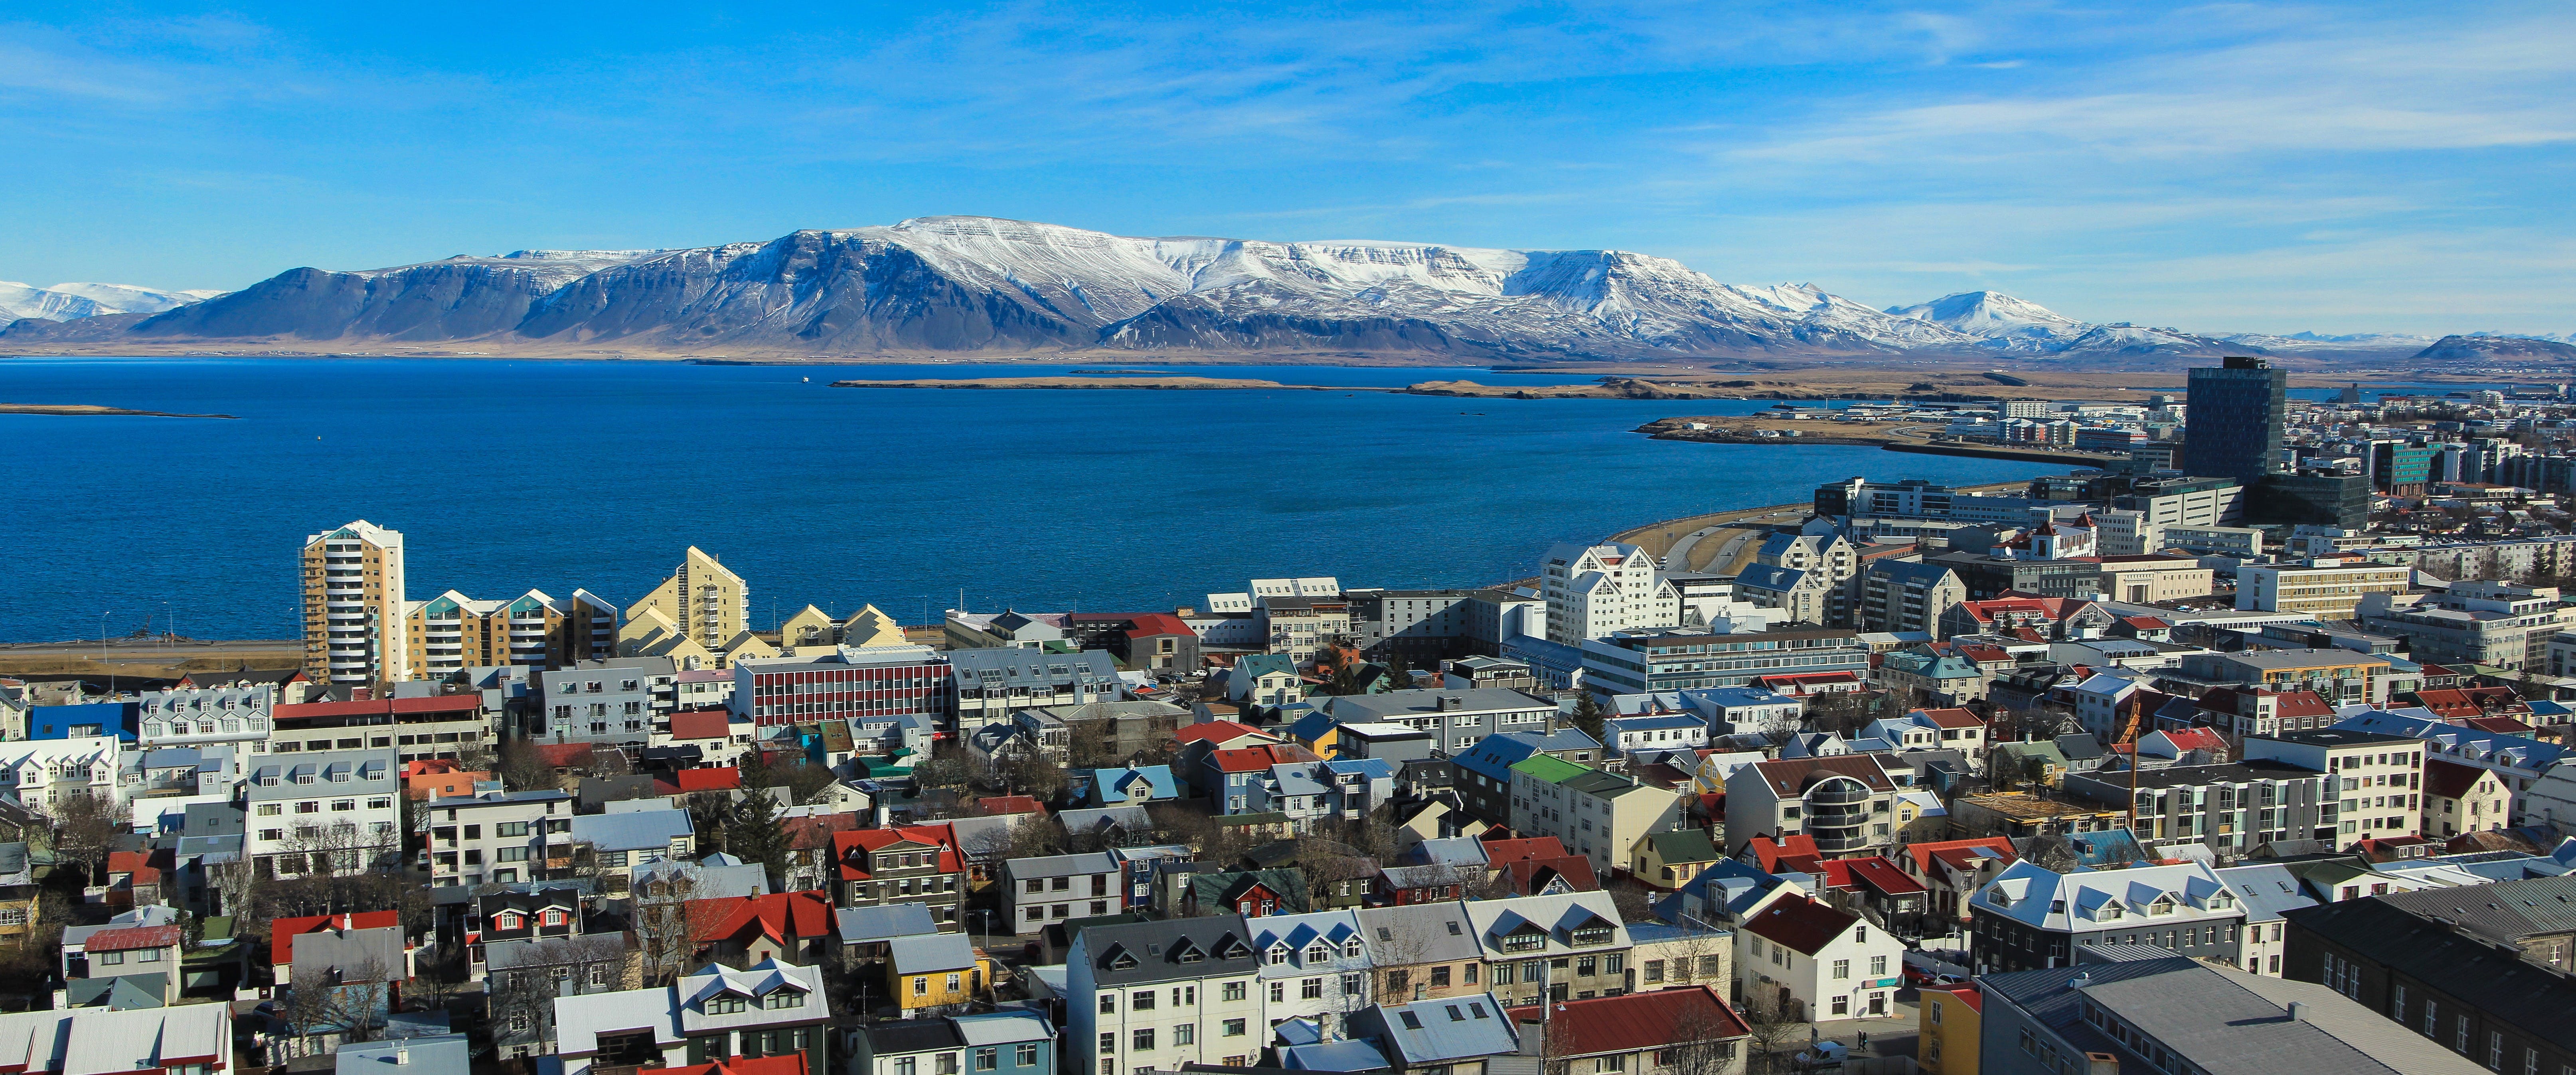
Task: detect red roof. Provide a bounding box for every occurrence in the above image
[1742,896,1859,956]
[1922,985,1983,1012]
[1503,855,1599,894]
[2120,616,2171,629]
[2412,689,2480,718]
[272,911,399,958]
[2151,727,2227,753]
[1843,857,1929,897]
[667,767,745,793]
[687,890,836,947]
[2275,691,2333,719]
[106,850,162,885]
[834,825,964,880]
[1175,721,1267,746]
[1904,838,2017,879]
[641,1056,808,1075]
[84,924,182,952]
[1912,707,1984,729]
[2422,758,2494,799]
[1123,613,1197,639]
[1482,836,1570,863]
[976,795,1048,817]
[669,708,734,740]
[1743,833,1822,875]
[2463,715,2536,734]
[1506,987,1748,1055]
[1211,745,1300,773]
[1948,644,2012,664]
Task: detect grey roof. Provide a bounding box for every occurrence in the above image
[1358,992,1518,1064]
[952,1010,1053,1047]
[864,1018,966,1056]
[2375,874,2576,945]
[887,932,979,973]
[2079,760,2325,793]
[1734,565,1808,592]
[1056,805,1151,834]
[247,750,397,801]
[337,1034,471,1075]
[288,926,407,984]
[571,808,693,852]
[632,854,768,901]
[1004,852,1120,880]
[835,903,938,944]
[2086,957,2480,1075]
[2211,864,2318,925]
[484,935,627,972]
[1270,765,1329,796]
[2288,899,2576,1055]
[431,789,573,812]
[948,648,1121,688]
[1869,559,1961,586]
[1078,916,1260,987]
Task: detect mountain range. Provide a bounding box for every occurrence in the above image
[4,216,2570,364]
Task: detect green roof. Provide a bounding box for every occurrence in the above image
[1510,754,1590,785]
[1647,828,1722,864]
[1997,741,2069,766]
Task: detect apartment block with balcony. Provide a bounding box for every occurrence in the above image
[1724,757,1899,857]
[270,694,489,764]
[406,589,619,679]
[425,790,577,888]
[302,521,406,688]
[2236,559,2413,617]
[2359,581,2576,672]
[136,684,274,775]
[2064,762,2338,856]
[735,647,952,731]
[2239,728,2425,840]
[539,658,679,746]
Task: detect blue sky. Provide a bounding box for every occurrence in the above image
[5,0,2572,335]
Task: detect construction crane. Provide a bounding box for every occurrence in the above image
[2116,691,2151,839]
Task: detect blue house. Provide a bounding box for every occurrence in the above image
[30,702,138,741]
[1088,765,1179,807]
[855,1009,1055,1075]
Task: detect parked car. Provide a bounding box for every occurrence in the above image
[1794,1042,1849,1070]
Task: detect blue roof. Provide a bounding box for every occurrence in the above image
[29,701,136,740]
[1452,733,1546,781]
[569,808,693,852]
[1289,710,1338,743]
[1735,565,1807,591]
[1684,686,1798,709]
[2333,710,2568,769]
[2529,700,2574,718]
[1090,765,1179,802]
[1280,1041,1392,1072]
[1324,758,1394,780]
[1361,993,1517,1063]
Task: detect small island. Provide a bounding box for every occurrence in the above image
[0,403,239,419]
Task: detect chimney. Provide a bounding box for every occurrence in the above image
[2286,1001,2307,1022]
[395,1049,411,1066]
[2086,1054,2118,1075]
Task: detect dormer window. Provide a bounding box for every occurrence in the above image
[1305,944,1329,963]
[496,913,523,930]
[1342,941,1362,958]
[706,994,749,1015]
[764,989,805,1009]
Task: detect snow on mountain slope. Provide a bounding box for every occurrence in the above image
[43,282,220,314]
[2217,330,2430,352]
[1884,291,2089,352]
[0,281,107,321]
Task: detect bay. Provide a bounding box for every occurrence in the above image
[0,358,2059,642]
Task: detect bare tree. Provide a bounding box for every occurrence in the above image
[631,871,702,984]
[2013,834,2080,873]
[1661,987,1754,1075]
[1733,989,1808,1075]
[1605,879,1660,924]
[488,934,632,1055]
[997,749,1067,798]
[498,738,561,792]
[47,792,119,885]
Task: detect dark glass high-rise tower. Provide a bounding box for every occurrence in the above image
[2183,356,2287,482]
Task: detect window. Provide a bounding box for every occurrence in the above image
[1132,1030,1155,1052]
[1269,982,1285,1003]
[1432,966,1452,988]
[1134,990,1156,1011]
[1099,1034,1116,1055]
[1644,960,1665,984]
[1869,955,1887,976]
[765,990,804,1009]
[1098,994,1116,1014]
[1223,981,1247,1001]
[1224,1019,1247,1037]
[1831,996,1849,1016]
[1833,959,1850,980]
[915,976,930,997]
[1017,1045,1040,1067]
[1175,1024,1195,1046]
[1598,1057,1624,1073]
[936,1055,958,1075]
[975,1050,997,1072]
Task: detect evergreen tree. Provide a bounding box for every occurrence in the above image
[1571,691,1606,744]
[728,790,793,890]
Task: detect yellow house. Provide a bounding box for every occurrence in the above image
[1917,986,1981,1075]
[842,604,909,648]
[779,605,838,649]
[1632,829,1725,891]
[888,934,994,1014]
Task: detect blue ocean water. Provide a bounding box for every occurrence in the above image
[0,358,2060,642]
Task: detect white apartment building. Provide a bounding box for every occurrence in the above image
[137,684,275,776]
[1247,911,1374,1037]
[2126,480,2247,528]
[302,520,407,687]
[1543,543,1680,644]
[424,790,577,888]
[244,749,401,878]
[1067,917,1268,1074]
[2237,560,2414,617]
[0,737,127,814]
[1319,688,1554,754]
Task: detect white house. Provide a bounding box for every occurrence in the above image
[1543,543,1681,644]
[0,737,127,814]
[1736,895,1906,1022]
[1602,713,1709,758]
[1247,910,1375,1037]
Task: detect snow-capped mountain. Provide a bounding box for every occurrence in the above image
[110,217,2012,358]
[4,217,2557,361]
[1884,291,2090,352]
[0,280,223,321]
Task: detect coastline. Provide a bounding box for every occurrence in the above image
[0,403,239,419]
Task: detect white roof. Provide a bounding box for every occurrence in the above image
[1975,860,2238,932]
